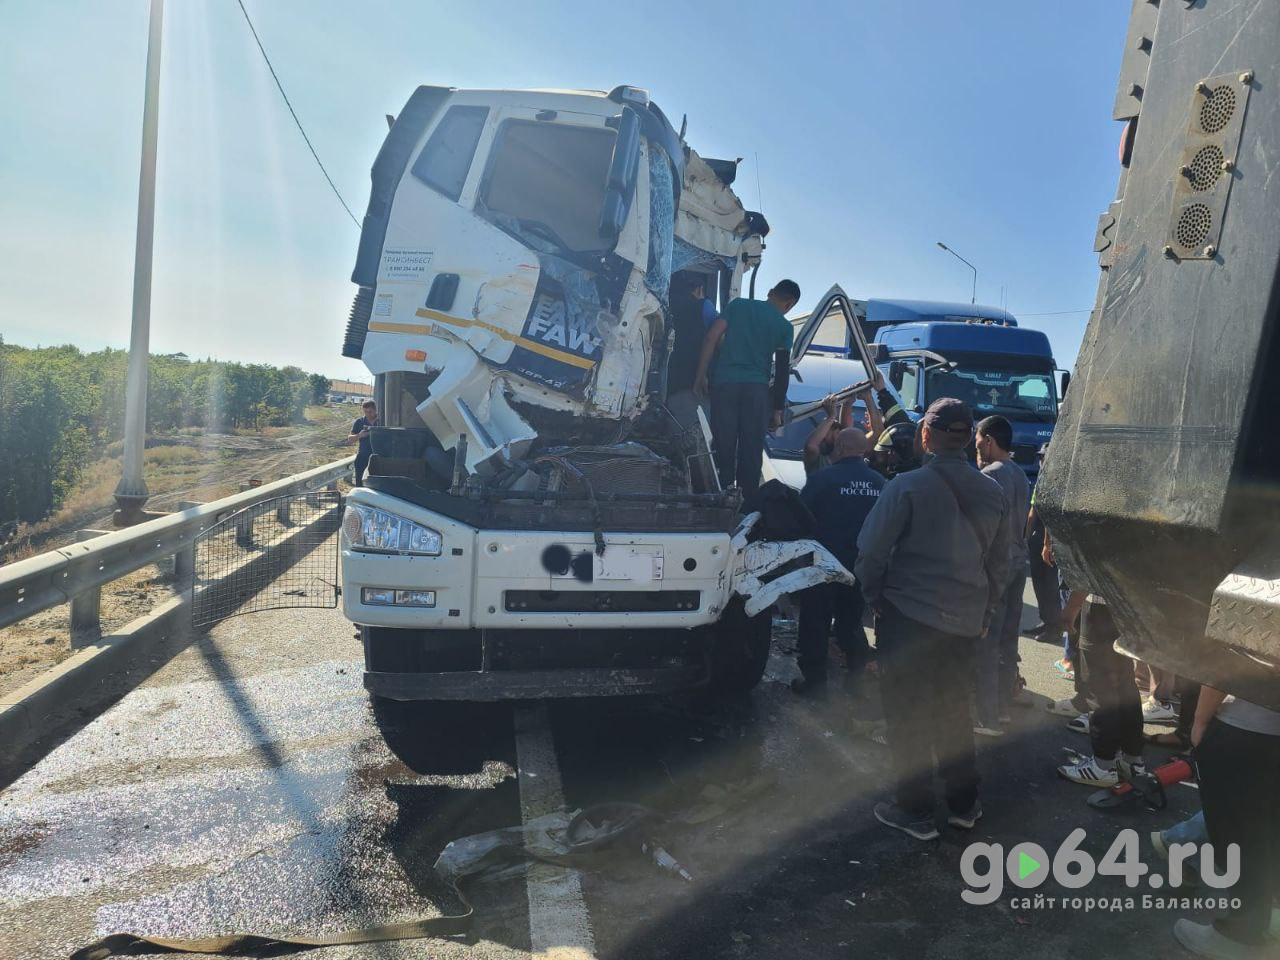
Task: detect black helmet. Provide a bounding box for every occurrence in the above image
[875,422,917,459]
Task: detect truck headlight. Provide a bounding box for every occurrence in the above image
[342,504,442,556]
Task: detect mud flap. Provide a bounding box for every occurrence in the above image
[728,511,855,617]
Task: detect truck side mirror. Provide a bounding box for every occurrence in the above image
[1059,370,1071,400]
[599,109,642,243]
[889,360,907,390]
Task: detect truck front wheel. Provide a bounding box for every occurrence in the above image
[707,598,773,696]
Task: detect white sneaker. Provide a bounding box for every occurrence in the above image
[1057,755,1118,786]
[1142,698,1178,724]
[973,725,1005,738]
[1150,830,1168,860]
[1066,713,1090,734]
[1173,918,1266,960]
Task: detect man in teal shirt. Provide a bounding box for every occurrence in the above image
[693,279,800,496]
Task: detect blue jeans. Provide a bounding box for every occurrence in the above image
[1163,810,1207,846]
[975,570,1027,727]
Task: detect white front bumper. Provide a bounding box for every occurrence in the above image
[341,491,735,630]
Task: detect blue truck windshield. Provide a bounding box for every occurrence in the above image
[926,366,1057,422]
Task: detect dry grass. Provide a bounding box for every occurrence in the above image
[2,403,353,564]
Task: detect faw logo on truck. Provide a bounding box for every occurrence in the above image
[527,292,603,355]
[504,271,604,395]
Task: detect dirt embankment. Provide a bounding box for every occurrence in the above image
[0,405,356,697]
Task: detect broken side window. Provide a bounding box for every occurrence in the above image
[411,105,489,202]
[480,120,617,254]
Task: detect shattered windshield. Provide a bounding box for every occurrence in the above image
[480,120,617,254]
[927,366,1057,422]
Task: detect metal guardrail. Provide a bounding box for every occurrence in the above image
[0,457,353,635]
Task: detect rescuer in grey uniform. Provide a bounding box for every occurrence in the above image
[855,398,1009,840]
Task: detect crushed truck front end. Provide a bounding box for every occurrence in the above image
[341,482,848,700]
[341,485,734,699]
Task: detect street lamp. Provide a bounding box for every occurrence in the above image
[936,241,977,305]
[113,0,165,526]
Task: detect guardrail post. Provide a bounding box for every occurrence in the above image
[275,474,292,526]
[70,529,108,646]
[236,483,254,547]
[174,500,203,581]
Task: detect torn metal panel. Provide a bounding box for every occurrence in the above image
[678,151,753,257]
[413,349,539,473]
[728,514,855,617]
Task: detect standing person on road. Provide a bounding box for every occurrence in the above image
[973,415,1031,736]
[1056,590,1145,786]
[792,427,884,697]
[1173,686,1280,959]
[855,398,1009,840]
[346,399,378,487]
[693,279,800,497]
[1024,445,1065,641]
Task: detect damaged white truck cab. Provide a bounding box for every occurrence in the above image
[339,84,863,701]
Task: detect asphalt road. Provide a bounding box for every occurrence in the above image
[0,582,1210,960]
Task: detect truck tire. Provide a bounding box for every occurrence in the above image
[707,598,773,696]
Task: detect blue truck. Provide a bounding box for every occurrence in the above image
[771,288,1064,485]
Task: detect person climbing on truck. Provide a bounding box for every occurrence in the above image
[664,273,720,429]
[693,279,800,497]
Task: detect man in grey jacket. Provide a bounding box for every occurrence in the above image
[974,415,1031,735]
[855,398,1010,840]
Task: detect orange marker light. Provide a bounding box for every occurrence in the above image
[404,349,427,362]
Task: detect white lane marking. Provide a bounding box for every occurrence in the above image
[512,702,596,960]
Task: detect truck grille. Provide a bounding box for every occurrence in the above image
[505,590,700,613]
[551,443,669,495]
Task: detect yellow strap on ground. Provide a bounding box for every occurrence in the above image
[71,896,473,958]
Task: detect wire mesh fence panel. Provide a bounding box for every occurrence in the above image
[192,491,341,628]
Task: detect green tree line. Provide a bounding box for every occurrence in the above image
[0,338,331,525]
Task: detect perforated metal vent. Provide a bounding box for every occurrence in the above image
[1175,203,1213,249]
[1199,84,1237,134]
[1167,71,1250,260]
[1188,144,1224,192]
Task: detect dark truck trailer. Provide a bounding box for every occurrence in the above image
[1035,0,1280,707]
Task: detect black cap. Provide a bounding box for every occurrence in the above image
[922,397,973,433]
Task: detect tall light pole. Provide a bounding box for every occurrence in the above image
[936,241,977,305]
[114,0,165,526]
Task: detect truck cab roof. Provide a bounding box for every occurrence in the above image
[866,298,1018,327]
[875,319,1053,362]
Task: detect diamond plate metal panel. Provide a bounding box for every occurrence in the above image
[1207,540,1280,665]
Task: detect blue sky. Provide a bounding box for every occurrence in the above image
[0,1,1129,382]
